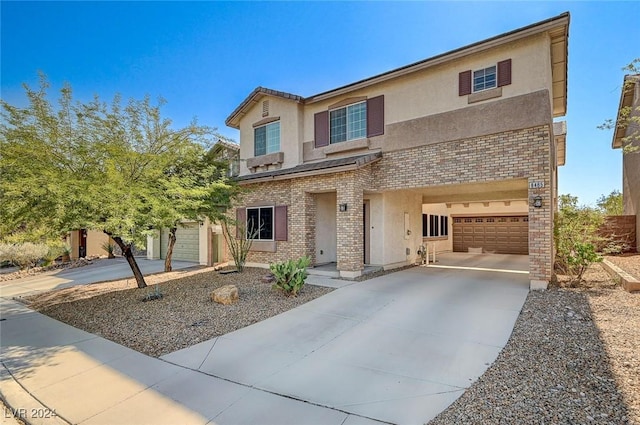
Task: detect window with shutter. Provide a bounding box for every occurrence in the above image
[314,111,329,148]
[366,95,384,137]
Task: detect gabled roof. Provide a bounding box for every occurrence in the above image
[225,87,303,129]
[612,74,639,149]
[226,12,570,128]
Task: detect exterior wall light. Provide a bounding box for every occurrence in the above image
[339,203,348,212]
[532,195,543,208]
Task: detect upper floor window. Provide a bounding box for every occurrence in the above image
[473,65,497,92]
[330,102,367,144]
[254,121,280,157]
[459,59,511,97]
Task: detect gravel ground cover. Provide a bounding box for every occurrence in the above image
[606,253,640,280]
[28,267,332,357]
[430,263,639,425]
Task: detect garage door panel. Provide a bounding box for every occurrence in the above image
[160,224,199,262]
[453,215,528,254]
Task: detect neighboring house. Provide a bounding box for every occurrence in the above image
[66,229,113,259]
[210,137,241,177]
[225,13,570,289]
[146,139,239,265]
[612,74,640,252]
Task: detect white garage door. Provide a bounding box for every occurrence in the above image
[452,216,528,255]
[160,224,199,262]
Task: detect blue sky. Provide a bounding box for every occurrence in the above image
[2,1,638,206]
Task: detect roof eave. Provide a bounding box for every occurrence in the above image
[612,75,638,149]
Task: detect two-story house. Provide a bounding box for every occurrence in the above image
[225,13,569,289]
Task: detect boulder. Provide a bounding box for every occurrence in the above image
[211,285,238,305]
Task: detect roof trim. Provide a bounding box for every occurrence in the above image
[225,87,303,129]
[238,152,382,184]
[612,74,639,149]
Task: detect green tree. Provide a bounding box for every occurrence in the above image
[599,58,639,154]
[0,75,235,287]
[596,190,623,215]
[151,142,238,272]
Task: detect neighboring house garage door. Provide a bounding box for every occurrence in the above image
[160,224,199,262]
[452,216,528,254]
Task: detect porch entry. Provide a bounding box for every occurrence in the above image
[314,192,337,265]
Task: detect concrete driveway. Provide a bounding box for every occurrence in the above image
[0,258,199,298]
[162,253,530,424]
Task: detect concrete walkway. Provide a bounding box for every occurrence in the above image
[1,253,529,425]
[0,258,198,298]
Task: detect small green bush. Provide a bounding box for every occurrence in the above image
[270,256,311,297]
[0,242,50,269]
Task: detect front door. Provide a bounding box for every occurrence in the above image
[79,229,87,258]
[363,202,370,264]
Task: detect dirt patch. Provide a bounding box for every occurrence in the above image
[606,253,640,281]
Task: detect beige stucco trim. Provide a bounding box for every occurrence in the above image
[252,116,280,128]
[249,241,277,253]
[246,151,284,170]
[327,96,367,109]
[323,138,370,155]
[468,87,503,104]
[238,157,381,185]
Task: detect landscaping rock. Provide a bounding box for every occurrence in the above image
[211,284,238,305]
[261,274,275,284]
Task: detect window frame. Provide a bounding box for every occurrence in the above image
[246,206,275,241]
[472,65,497,93]
[329,101,367,144]
[422,214,449,238]
[253,121,280,157]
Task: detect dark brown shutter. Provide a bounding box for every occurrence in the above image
[314,111,329,148]
[366,95,384,137]
[235,208,246,239]
[459,70,472,96]
[274,205,288,241]
[497,59,512,87]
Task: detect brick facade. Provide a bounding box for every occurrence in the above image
[231,124,554,283]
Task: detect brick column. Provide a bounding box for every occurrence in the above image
[528,173,553,289]
[336,176,364,278]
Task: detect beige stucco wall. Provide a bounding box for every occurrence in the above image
[69,230,111,259]
[302,32,552,138]
[238,96,302,176]
[380,191,422,267]
[236,32,555,176]
[315,192,337,263]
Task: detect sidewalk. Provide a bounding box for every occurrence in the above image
[0,298,381,425]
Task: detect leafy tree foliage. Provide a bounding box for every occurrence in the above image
[0,75,236,287]
[596,190,623,216]
[554,194,603,284]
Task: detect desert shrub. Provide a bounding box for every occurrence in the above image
[221,218,261,272]
[554,195,604,283]
[0,242,50,269]
[270,256,311,297]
